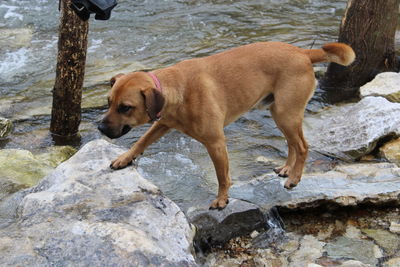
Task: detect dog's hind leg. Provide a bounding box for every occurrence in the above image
[269,75,314,188]
[270,103,297,178]
[271,103,308,188]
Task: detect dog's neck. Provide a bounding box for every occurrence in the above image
[147,72,163,94]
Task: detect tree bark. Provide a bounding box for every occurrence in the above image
[321,0,399,102]
[50,0,89,137]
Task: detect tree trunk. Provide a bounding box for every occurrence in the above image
[321,0,399,102]
[50,0,89,137]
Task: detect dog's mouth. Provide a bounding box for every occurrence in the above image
[98,123,132,139]
[120,125,132,136]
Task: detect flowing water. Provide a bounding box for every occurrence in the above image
[0,0,350,210]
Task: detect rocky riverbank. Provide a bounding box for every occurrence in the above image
[0,72,399,266]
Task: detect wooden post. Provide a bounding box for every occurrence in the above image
[321,0,399,102]
[50,0,89,137]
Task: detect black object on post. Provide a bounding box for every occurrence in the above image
[71,0,117,21]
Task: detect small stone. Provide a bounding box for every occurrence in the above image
[0,117,12,138]
[344,225,363,239]
[250,230,260,239]
[373,245,383,259]
[289,235,325,267]
[380,138,400,166]
[389,222,400,234]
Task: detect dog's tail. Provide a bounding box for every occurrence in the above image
[304,43,355,66]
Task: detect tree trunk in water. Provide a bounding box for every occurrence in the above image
[50,0,88,137]
[321,0,399,102]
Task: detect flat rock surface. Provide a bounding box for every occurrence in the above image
[304,96,400,160]
[230,162,400,210]
[0,139,196,267]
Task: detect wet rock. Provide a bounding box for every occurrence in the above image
[360,72,400,102]
[380,138,400,165]
[0,117,12,138]
[325,237,377,266]
[361,229,400,256]
[187,198,265,250]
[384,257,400,267]
[0,146,76,200]
[230,162,400,210]
[304,96,400,160]
[0,139,196,266]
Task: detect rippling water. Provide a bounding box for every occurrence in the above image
[0,0,348,209]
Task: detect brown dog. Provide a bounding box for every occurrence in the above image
[98,41,355,209]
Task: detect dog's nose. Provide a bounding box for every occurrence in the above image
[97,122,108,135]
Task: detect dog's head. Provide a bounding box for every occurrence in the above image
[98,72,165,139]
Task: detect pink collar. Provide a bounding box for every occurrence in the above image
[147,71,163,120]
[147,72,163,92]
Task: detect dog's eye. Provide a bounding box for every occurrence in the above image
[118,104,133,113]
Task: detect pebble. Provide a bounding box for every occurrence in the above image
[389,222,400,234]
[250,230,259,239]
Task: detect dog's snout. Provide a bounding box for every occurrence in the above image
[97,121,108,135]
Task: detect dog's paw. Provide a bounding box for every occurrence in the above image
[209,197,229,210]
[110,152,135,170]
[284,177,300,189]
[274,165,291,178]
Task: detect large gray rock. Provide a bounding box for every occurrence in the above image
[0,139,196,267]
[230,162,400,210]
[359,72,400,102]
[304,97,400,160]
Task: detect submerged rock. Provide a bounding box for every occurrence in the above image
[0,117,12,138]
[0,139,196,266]
[325,237,377,266]
[361,229,400,256]
[360,72,400,102]
[0,146,76,200]
[304,96,400,160]
[0,28,33,50]
[230,162,400,210]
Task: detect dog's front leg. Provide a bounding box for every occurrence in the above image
[204,138,232,210]
[111,122,170,169]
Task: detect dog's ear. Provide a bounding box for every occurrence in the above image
[110,73,125,87]
[141,88,165,122]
